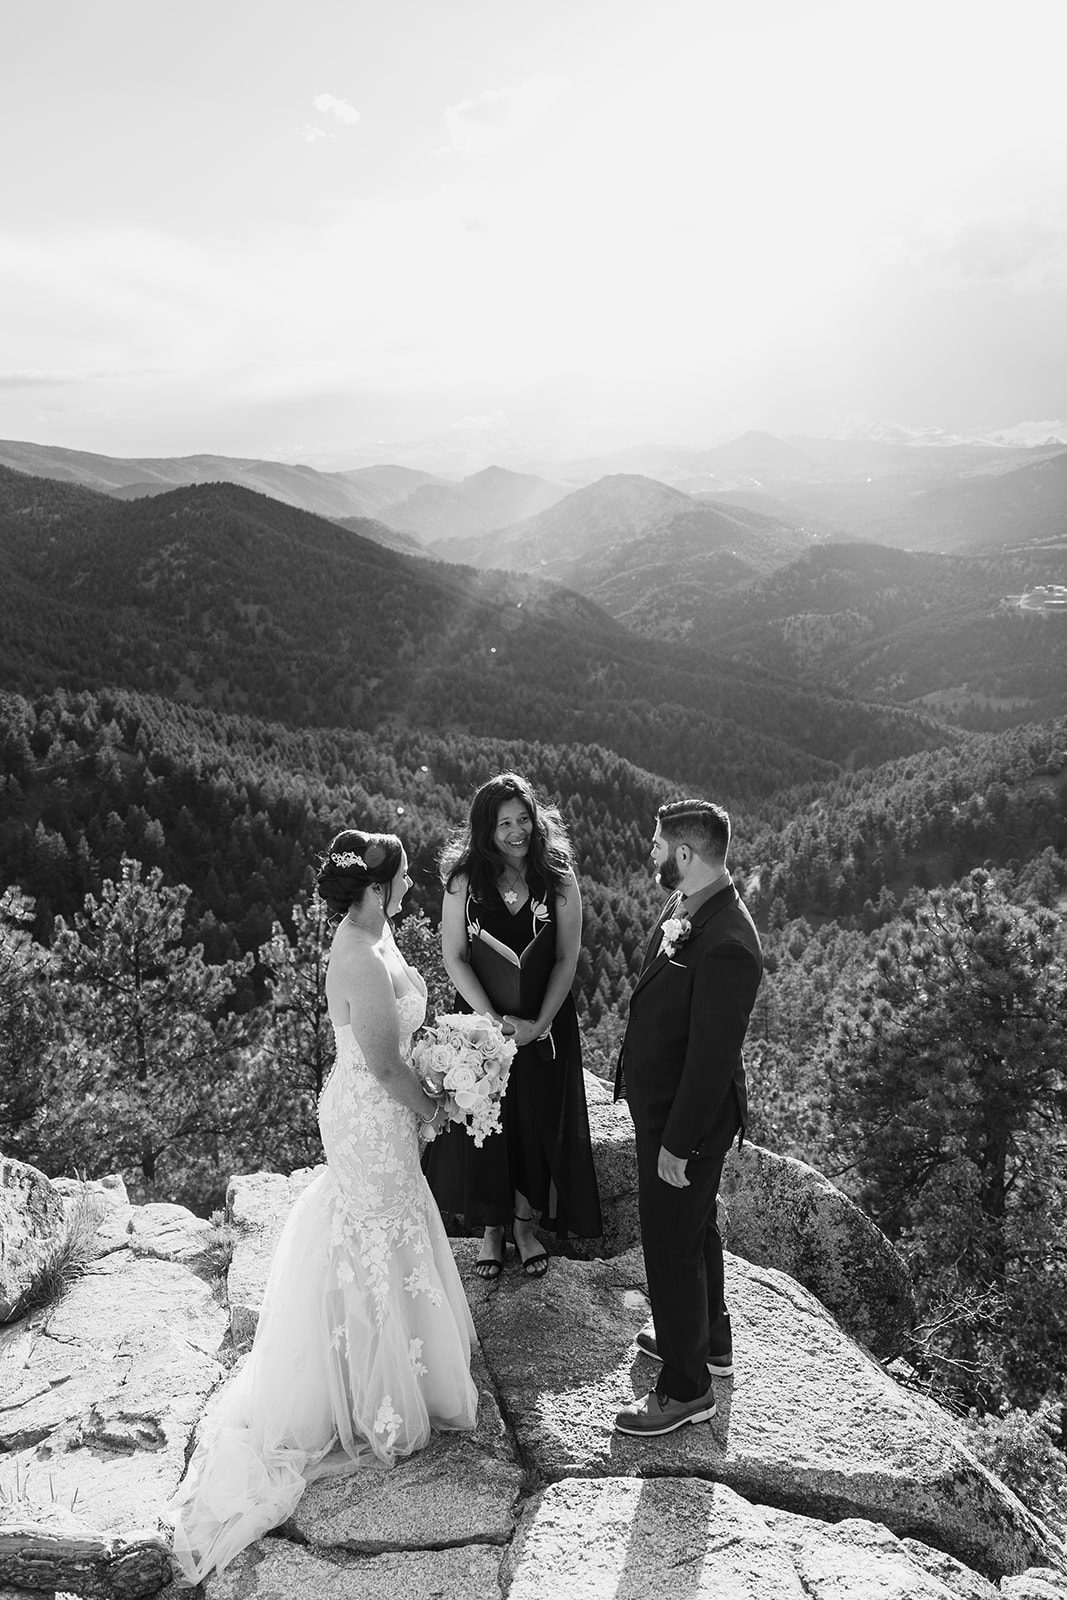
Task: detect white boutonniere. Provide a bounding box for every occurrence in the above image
[659,915,692,961]
[529,898,550,926]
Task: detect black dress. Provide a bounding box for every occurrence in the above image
[422,880,603,1239]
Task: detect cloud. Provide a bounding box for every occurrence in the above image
[296,124,331,144]
[312,93,360,127]
[0,370,74,390]
[447,411,509,436]
[890,206,1067,293]
[442,73,568,156]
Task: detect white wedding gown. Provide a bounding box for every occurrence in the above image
[170,969,478,1583]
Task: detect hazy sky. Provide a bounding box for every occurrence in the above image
[2,0,1065,468]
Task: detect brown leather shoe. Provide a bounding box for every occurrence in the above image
[614,1385,716,1436]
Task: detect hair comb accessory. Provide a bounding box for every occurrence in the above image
[331,850,366,869]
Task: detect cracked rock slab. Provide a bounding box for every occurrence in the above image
[0,1248,228,1538]
[464,1244,1063,1581]
[503,1477,1005,1600]
[203,1534,503,1599]
[287,1349,523,1553]
[504,1477,808,1598]
[761,1507,1001,1599]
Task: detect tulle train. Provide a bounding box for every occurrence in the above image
[170,1165,478,1582]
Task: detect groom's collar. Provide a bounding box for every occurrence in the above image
[680,870,733,920]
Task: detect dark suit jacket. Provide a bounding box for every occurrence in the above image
[614,880,763,1159]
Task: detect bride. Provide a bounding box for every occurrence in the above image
[170,829,479,1582]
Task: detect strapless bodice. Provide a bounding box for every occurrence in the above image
[330,984,425,1056]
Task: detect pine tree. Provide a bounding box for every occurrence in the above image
[46,858,253,1207]
[0,887,58,1162]
[829,870,1067,1405]
[246,888,334,1170]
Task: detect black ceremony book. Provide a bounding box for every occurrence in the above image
[468,921,555,1018]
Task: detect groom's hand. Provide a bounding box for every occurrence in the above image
[657,1145,689,1187]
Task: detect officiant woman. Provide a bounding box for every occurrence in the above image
[422,772,603,1277]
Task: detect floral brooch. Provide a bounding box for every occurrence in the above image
[659,915,692,961]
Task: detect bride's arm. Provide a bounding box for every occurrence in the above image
[338,942,440,1121]
[441,876,505,1025]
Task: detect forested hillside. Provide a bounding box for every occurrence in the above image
[690,542,1067,725]
[536,534,1067,728]
[0,466,954,796]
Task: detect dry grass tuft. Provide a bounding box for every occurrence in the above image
[2,1187,101,1325]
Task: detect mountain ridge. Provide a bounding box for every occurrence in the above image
[0,465,956,803]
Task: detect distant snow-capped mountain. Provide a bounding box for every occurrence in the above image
[829,415,1067,449]
[983,420,1067,448]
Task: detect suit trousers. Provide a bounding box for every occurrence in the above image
[635,1097,741,1402]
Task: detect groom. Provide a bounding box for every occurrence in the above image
[613,799,763,1437]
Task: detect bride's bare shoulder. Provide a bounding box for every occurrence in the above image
[328,925,389,987]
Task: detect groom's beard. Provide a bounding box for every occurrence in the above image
[657,851,681,891]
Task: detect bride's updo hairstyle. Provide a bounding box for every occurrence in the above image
[441,771,573,906]
[316,828,404,919]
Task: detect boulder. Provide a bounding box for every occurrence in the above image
[503,1477,1003,1600]
[1000,1574,1067,1599]
[719,1139,916,1358]
[51,1174,134,1262]
[125,1202,222,1273]
[0,1157,66,1322]
[51,1172,129,1213]
[460,1240,1063,1580]
[581,1072,638,1258]
[225,1168,317,1345]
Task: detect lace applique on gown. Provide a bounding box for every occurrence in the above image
[170,979,478,1583]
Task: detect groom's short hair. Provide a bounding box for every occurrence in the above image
[657,799,730,865]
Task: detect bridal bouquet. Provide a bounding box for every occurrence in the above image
[412,1013,517,1147]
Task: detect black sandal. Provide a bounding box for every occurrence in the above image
[513,1214,549,1278]
[473,1229,507,1280]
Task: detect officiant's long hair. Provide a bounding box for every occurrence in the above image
[441,772,573,907]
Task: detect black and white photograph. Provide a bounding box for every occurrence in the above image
[2,1,1066,1594]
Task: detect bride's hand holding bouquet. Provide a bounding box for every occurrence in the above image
[412,1013,517,1147]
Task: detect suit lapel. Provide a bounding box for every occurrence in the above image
[638,890,682,975]
[631,891,685,1000]
[630,881,738,1003]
